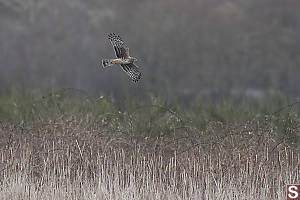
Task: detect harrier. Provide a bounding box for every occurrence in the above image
[102,33,142,82]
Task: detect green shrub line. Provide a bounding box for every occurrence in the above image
[0,87,299,147]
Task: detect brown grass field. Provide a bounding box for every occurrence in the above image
[0,92,299,199]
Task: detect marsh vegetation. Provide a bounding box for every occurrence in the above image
[0,90,299,199]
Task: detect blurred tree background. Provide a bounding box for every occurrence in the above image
[0,0,299,102]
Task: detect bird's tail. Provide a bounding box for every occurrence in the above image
[102,59,115,68]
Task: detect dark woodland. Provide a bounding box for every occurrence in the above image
[0,0,299,100]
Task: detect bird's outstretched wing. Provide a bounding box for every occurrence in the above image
[108,33,128,58]
[120,63,142,82]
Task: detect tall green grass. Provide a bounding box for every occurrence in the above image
[0,88,299,144]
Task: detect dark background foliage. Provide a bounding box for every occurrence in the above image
[1,0,299,101]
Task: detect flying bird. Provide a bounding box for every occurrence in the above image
[102,33,142,82]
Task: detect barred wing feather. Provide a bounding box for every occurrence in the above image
[120,63,141,82]
[108,33,128,58]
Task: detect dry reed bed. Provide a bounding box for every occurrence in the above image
[0,115,299,200]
